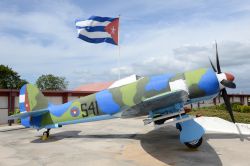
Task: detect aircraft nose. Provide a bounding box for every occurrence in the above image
[225,73,235,81]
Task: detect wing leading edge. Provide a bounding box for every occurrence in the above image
[119,90,189,118]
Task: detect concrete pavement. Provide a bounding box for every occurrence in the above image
[0,117,250,166]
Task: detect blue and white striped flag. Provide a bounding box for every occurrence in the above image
[75,16,119,45]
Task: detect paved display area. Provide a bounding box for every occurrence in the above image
[0,117,250,166]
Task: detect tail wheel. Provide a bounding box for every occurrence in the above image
[44,131,49,137]
[184,137,203,149]
[42,132,49,140]
[41,129,50,141]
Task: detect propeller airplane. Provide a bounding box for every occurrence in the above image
[9,43,236,149]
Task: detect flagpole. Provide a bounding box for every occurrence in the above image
[118,44,121,79]
[118,14,121,80]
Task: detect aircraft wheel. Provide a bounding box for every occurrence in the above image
[42,132,49,140]
[154,119,166,125]
[41,129,50,141]
[154,115,166,125]
[184,137,203,149]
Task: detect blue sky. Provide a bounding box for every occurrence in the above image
[0,0,250,93]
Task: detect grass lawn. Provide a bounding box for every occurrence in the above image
[189,108,250,124]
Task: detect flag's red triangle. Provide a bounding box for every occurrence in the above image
[105,18,119,45]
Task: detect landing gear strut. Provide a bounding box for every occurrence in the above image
[42,129,51,140]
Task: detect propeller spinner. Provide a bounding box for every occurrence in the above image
[210,42,236,123]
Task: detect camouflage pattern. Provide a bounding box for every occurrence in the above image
[19,68,220,129]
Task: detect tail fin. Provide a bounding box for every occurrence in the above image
[19,84,48,127]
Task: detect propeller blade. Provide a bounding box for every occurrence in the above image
[215,42,222,74]
[221,89,235,123]
[209,57,217,72]
[221,79,236,89]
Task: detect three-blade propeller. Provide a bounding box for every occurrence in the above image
[210,42,236,123]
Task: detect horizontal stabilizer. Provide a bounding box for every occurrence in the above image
[8,109,49,120]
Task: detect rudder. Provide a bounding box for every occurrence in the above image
[19,84,48,127]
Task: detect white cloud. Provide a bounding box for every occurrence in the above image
[0,0,250,93]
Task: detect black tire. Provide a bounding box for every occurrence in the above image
[154,115,166,125]
[184,137,203,149]
[154,119,166,125]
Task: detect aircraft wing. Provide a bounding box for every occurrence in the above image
[8,109,49,120]
[142,90,189,112]
[119,90,189,118]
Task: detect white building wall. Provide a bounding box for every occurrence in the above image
[0,96,8,108]
[233,97,241,103]
[0,109,8,124]
[244,97,248,105]
[0,96,8,124]
[15,97,19,108]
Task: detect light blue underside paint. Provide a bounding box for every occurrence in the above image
[178,114,205,143]
[96,90,120,114]
[43,123,61,129]
[198,69,220,95]
[21,117,30,127]
[152,103,184,116]
[186,93,218,105]
[49,102,72,117]
[145,74,173,91]
[56,114,116,127]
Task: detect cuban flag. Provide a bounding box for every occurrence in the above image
[75,16,119,45]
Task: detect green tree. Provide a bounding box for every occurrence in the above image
[0,65,28,89]
[36,74,68,90]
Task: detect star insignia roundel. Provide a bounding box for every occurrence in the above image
[70,107,80,117]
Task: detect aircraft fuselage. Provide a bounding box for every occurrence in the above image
[32,68,220,129]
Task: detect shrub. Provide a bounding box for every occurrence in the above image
[240,105,250,113]
[232,104,241,112]
[196,102,250,113]
[215,104,225,110]
[14,109,21,124]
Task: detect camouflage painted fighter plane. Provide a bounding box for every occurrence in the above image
[9,44,236,149]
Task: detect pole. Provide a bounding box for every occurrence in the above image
[117,15,121,80]
[118,44,121,79]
